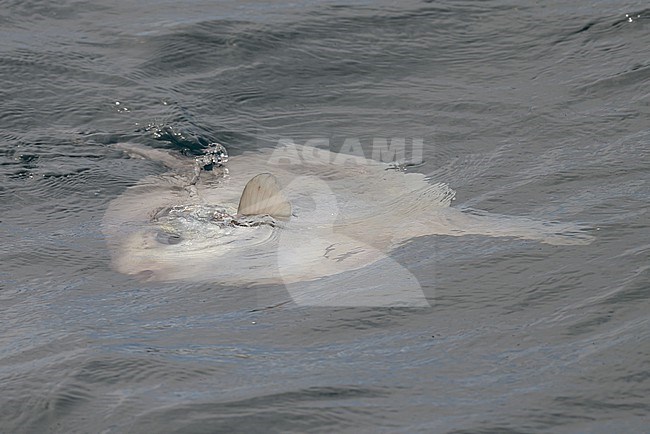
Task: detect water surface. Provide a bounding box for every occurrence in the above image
[1,0,649,432]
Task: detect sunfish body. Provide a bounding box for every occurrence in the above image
[102,143,593,286]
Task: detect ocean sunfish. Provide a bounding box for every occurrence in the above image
[102,142,593,287]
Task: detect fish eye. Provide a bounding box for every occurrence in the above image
[156,231,183,245]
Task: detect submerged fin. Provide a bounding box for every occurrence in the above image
[237,173,292,220]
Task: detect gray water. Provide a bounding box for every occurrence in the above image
[1,0,649,432]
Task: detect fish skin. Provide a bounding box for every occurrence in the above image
[103,143,593,286]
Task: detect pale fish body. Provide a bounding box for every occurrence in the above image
[103,143,593,295]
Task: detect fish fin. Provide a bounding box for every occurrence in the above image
[113,142,187,171]
[237,173,292,220]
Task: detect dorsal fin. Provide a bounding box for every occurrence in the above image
[237,173,291,220]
